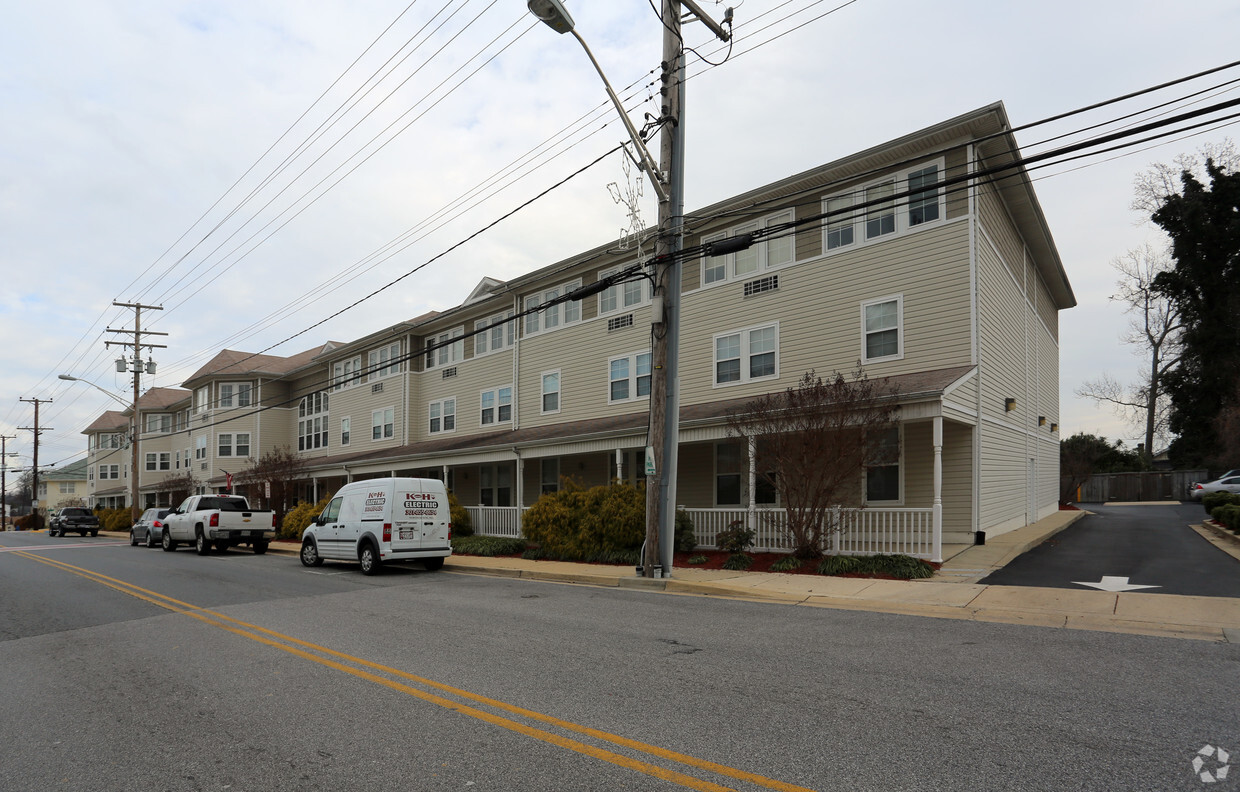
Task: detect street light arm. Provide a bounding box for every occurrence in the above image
[58,374,131,409]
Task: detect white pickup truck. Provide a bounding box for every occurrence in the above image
[162,494,276,556]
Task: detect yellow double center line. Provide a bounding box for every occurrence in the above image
[6,547,815,792]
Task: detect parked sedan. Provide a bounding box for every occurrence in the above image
[130,508,172,548]
[1188,476,1240,500]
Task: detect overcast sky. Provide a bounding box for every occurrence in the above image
[2,0,1238,478]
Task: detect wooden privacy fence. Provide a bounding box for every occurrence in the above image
[1064,469,1208,503]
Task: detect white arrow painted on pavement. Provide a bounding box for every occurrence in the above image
[1072,575,1161,592]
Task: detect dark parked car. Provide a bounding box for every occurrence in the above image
[130,508,171,548]
[49,507,100,537]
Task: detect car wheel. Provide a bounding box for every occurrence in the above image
[300,540,324,567]
[423,557,445,571]
[91,530,98,537]
[130,530,139,546]
[195,529,211,556]
[358,542,381,575]
[252,540,269,555]
[146,531,158,548]
[161,530,177,552]
[80,531,88,537]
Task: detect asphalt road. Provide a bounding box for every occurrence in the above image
[2,530,1238,791]
[981,502,1240,597]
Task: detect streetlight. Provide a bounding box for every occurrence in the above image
[60,373,138,519]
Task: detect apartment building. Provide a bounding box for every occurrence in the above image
[80,102,1073,560]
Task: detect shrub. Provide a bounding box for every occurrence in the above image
[769,555,802,573]
[1202,491,1240,515]
[448,492,473,537]
[722,552,754,570]
[1213,504,1240,531]
[97,508,132,532]
[687,554,709,565]
[520,480,645,561]
[12,514,35,530]
[453,535,526,557]
[282,494,332,540]
[674,509,697,552]
[817,553,934,579]
[715,521,754,553]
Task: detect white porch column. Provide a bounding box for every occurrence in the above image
[932,415,943,563]
[515,455,525,508]
[615,448,623,482]
[746,435,757,536]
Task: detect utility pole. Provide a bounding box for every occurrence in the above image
[18,398,52,528]
[0,434,16,530]
[643,1,731,578]
[106,301,166,521]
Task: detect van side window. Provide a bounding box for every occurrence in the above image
[322,497,342,523]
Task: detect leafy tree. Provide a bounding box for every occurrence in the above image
[1150,160,1240,468]
[1059,432,1147,502]
[726,368,900,559]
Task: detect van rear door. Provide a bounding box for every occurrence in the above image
[421,482,451,550]
[390,481,431,551]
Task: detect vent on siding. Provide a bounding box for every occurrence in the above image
[608,313,635,332]
[200,462,207,471]
[442,366,457,379]
[371,382,384,393]
[743,275,778,297]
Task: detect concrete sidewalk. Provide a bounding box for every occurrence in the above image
[267,508,1240,643]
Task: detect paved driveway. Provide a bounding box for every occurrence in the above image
[980,502,1240,597]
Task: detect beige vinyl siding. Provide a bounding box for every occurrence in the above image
[943,375,977,421]
[414,348,515,442]
[332,380,404,452]
[977,181,1025,289]
[943,145,970,221]
[679,220,971,407]
[941,421,974,538]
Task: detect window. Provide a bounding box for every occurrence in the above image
[219,384,234,408]
[145,414,171,434]
[428,399,455,434]
[368,342,402,380]
[714,323,778,386]
[332,356,362,391]
[480,386,512,425]
[195,386,210,413]
[699,211,794,287]
[175,450,180,469]
[822,160,944,252]
[608,352,652,403]
[218,434,249,457]
[524,281,581,336]
[38,482,46,497]
[865,426,901,502]
[298,392,329,451]
[426,328,464,369]
[146,453,157,471]
[541,370,561,414]
[372,407,395,440]
[715,444,741,506]
[474,312,515,356]
[195,436,207,460]
[479,464,513,507]
[59,482,75,494]
[99,464,120,480]
[340,417,351,447]
[862,295,903,362]
[541,458,560,495]
[598,267,651,315]
[216,383,253,408]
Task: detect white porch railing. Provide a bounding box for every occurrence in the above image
[465,506,525,539]
[680,506,936,559]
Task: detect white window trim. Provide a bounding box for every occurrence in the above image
[699,210,795,289]
[860,294,905,364]
[711,322,780,388]
[426,328,464,369]
[863,424,904,506]
[596,266,652,316]
[540,369,562,415]
[428,398,457,435]
[218,382,252,409]
[340,416,351,447]
[371,406,396,441]
[821,157,946,255]
[607,351,652,404]
[479,385,513,426]
[332,356,363,391]
[523,280,582,337]
[367,342,403,381]
[473,312,515,358]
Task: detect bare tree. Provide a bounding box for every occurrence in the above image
[161,472,199,506]
[1130,139,1238,217]
[235,445,306,523]
[727,368,900,559]
[1215,380,1240,470]
[1076,244,1182,458]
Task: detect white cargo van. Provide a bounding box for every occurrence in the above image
[299,477,452,575]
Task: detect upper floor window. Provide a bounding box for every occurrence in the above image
[541,370,561,414]
[426,328,464,369]
[598,267,651,315]
[332,356,362,391]
[524,281,581,336]
[340,417,351,447]
[195,436,207,460]
[480,386,512,425]
[428,399,455,434]
[195,386,210,413]
[219,383,252,408]
[608,352,652,403]
[700,211,794,287]
[368,342,402,381]
[372,407,395,440]
[217,433,250,458]
[60,482,75,494]
[145,414,172,434]
[714,323,778,386]
[823,160,943,252]
[861,295,903,363]
[474,312,515,356]
[298,391,329,451]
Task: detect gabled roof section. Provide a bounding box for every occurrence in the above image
[464,277,505,306]
[43,458,89,480]
[137,386,190,410]
[83,410,128,434]
[182,345,325,386]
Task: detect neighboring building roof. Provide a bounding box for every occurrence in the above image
[42,459,89,481]
[137,386,191,410]
[182,345,325,385]
[83,410,129,434]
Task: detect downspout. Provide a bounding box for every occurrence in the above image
[512,294,521,431]
[969,142,983,544]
